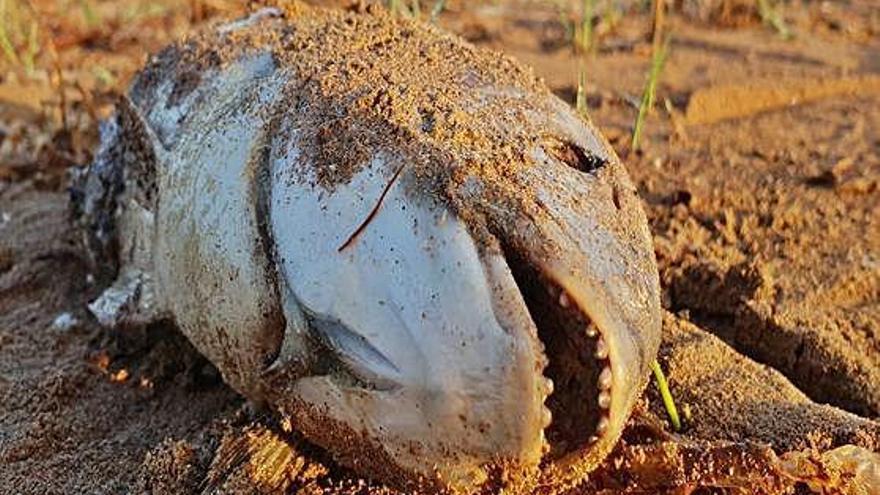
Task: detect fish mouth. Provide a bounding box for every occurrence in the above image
[501,243,613,463]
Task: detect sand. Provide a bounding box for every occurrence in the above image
[1,1,878,493]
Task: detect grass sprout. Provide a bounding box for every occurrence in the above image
[559,0,626,55]
[600,3,622,37]
[23,19,38,74]
[0,0,42,75]
[388,0,410,17]
[122,2,170,23]
[651,359,682,431]
[556,1,574,44]
[411,0,421,18]
[388,0,402,16]
[756,0,792,39]
[429,0,446,23]
[576,58,588,118]
[1,0,21,67]
[93,65,116,86]
[389,0,445,20]
[0,22,20,67]
[631,36,669,151]
[575,0,596,53]
[79,0,100,28]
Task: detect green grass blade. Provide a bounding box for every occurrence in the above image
[23,19,37,75]
[0,26,19,66]
[388,0,400,16]
[576,58,588,117]
[79,0,99,28]
[93,66,116,86]
[651,359,682,431]
[556,0,574,43]
[757,0,792,39]
[412,0,421,18]
[429,0,446,23]
[576,0,595,53]
[631,37,669,151]
[0,0,20,67]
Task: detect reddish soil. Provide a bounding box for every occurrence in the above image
[0,1,878,494]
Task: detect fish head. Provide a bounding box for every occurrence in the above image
[453,97,664,487]
[265,85,661,494]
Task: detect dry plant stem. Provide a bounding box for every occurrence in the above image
[651,359,681,431]
[51,45,67,131]
[73,81,98,124]
[190,0,205,23]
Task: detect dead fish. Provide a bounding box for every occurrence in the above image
[72,6,661,494]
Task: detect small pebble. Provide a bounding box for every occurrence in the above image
[52,312,80,332]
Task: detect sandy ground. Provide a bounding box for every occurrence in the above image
[0,0,878,493]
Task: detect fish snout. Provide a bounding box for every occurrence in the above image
[472,133,663,485]
[267,100,660,492]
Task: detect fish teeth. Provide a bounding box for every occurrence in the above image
[558,291,570,308]
[596,417,610,435]
[598,390,611,409]
[542,377,554,396]
[598,366,612,390]
[586,325,598,338]
[595,338,608,359]
[541,405,553,427]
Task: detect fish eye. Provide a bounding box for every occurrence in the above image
[546,139,607,175]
